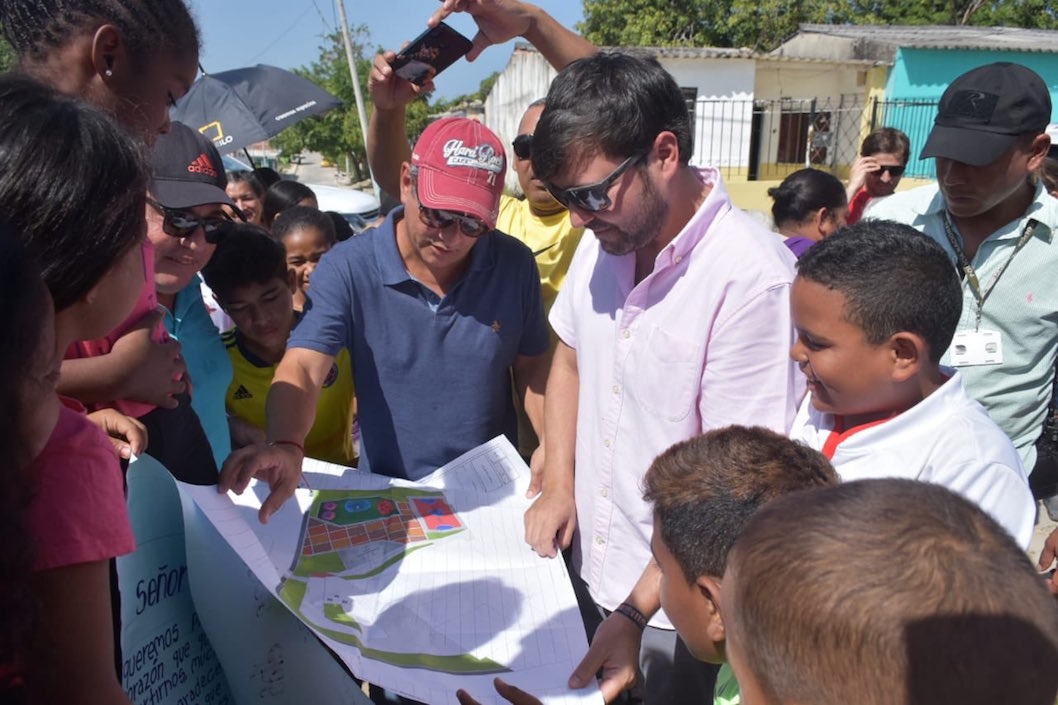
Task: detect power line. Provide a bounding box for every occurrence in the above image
[310,0,334,30]
[248,2,315,63]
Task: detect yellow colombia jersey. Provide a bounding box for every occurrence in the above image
[223,329,357,466]
[496,195,584,344]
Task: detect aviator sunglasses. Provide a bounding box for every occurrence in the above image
[147,197,236,244]
[417,204,491,238]
[410,168,491,238]
[545,152,646,213]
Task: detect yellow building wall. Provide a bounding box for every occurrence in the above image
[727,177,933,219]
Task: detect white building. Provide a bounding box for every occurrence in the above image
[485,43,886,189]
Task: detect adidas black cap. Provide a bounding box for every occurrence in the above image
[149,121,238,211]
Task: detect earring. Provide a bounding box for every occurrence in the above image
[105,68,113,77]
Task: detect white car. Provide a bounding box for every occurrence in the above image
[222,155,380,231]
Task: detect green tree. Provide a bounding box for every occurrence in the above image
[579,0,1058,52]
[271,27,432,181]
[429,71,499,114]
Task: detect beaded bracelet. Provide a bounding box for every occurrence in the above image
[614,602,648,630]
[268,439,305,456]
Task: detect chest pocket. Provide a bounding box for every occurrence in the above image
[626,325,703,423]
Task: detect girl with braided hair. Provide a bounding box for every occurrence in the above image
[1,0,199,143]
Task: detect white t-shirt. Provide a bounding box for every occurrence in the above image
[791,368,1035,548]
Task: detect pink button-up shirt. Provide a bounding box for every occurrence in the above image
[549,168,803,628]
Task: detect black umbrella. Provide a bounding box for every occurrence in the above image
[170,64,342,159]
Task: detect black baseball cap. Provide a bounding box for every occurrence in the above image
[920,62,1052,167]
[149,122,239,211]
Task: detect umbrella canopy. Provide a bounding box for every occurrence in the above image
[171,64,341,156]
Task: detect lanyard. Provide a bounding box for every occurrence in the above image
[941,212,1038,330]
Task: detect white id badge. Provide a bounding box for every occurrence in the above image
[950,329,1004,367]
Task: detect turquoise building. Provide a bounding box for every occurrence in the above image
[774,25,1058,178]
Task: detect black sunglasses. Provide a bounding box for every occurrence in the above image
[545,153,646,213]
[876,164,905,178]
[148,197,235,244]
[417,203,490,238]
[513,134,533,160]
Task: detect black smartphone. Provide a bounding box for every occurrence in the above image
[391,22,473,86]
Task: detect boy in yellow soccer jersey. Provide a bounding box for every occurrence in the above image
[202,225,357,466]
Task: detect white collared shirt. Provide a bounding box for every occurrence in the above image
[791,369,1035,548]
[550,168,803,628]
[867,183,1058,468]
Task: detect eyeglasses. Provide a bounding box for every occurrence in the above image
[876,165,905,178]
[545,153,646,213]
[512,134,533,160]
[148,197,235,244]
[417,204,490,238]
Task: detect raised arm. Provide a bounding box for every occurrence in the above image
[218,347,335,522]
[366,51,431,196]
[428,0,596,69]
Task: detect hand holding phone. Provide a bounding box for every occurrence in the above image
[391,22,473,86]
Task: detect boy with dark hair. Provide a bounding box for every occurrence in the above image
[868,63,1058,518]
[202,225,357,466]
[790,220,1034,546]
[641,426,838,705]
[456,426,837,705]
[723,478,1058,705]
[845,126,909,224]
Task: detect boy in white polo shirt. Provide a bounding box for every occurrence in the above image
[789,219,1035,547]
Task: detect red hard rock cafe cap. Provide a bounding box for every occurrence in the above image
[411,117,506,229]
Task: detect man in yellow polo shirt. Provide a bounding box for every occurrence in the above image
[497,98,584,334]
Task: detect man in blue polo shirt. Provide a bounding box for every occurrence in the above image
[221,117,550,519]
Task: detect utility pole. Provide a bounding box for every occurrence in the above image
[335,0,380,200]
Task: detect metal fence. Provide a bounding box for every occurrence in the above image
[693,96,939,181]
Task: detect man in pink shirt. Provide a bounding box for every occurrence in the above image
[523,49,803,704]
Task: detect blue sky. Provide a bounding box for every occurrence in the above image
[186,0,584,100]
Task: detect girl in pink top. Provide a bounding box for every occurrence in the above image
[0,74,164,705]
[6,0,220,483]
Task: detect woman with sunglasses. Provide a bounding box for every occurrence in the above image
[845,126,910,224]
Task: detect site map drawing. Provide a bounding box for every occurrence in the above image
[186,437,603,705]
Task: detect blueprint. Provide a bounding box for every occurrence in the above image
[184,437,603,705]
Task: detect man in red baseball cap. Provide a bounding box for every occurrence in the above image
[220,116,550,520]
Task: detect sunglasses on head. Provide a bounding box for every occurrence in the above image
[545,152,646,213]
[876,164,905,178]
[148,197,235,244]
[513,134,533,160]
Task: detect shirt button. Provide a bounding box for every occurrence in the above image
[612,385,620,395]
[595,535,605,546]
[601,487,609,498]
[675,255,683,264]
[623,329,631,339]
[604,439,612,448]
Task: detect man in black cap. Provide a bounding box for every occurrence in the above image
[869,62,1058,517]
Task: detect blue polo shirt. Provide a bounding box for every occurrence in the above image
[163,274,234,468]
[288,208,548,480]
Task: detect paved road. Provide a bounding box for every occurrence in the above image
[285,151,346,186]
